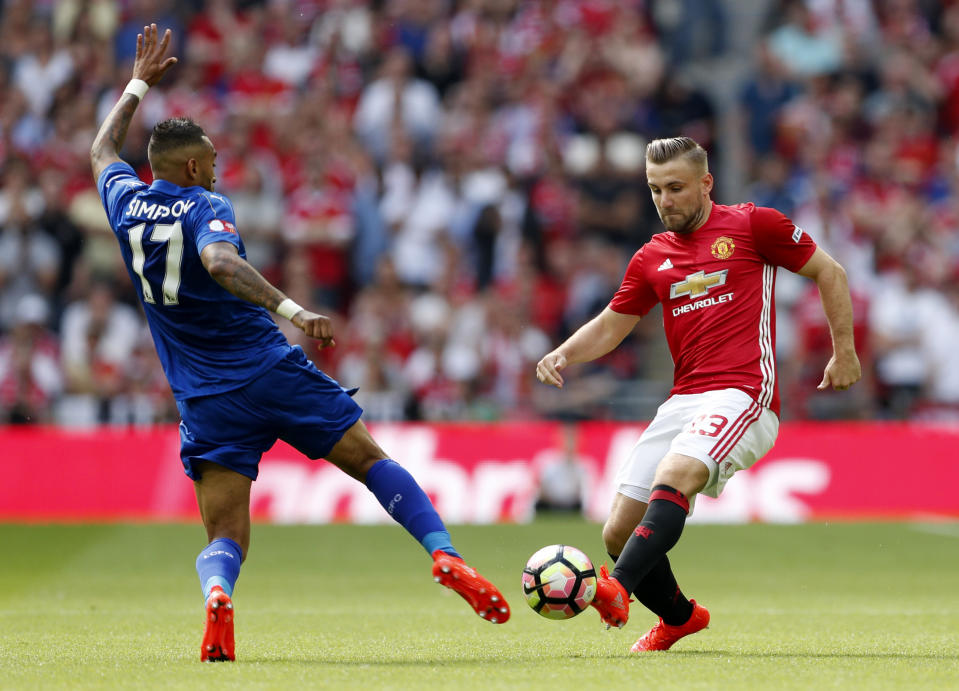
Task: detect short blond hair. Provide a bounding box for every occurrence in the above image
[646,137,708,173]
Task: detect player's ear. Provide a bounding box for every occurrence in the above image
[186,158,198,180]
[702,172,714,195]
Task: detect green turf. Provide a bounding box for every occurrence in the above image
[1,519,957,690]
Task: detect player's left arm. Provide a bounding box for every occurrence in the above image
[200,241,336,348]
[797,247,862,391]
[90,24,177,180]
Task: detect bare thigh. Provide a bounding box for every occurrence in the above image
[193,461,253,560]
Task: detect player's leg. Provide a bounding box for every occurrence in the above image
[272,347,509,621]
[193,461,251,662]
[602,493,695,628]
[323,419,511,622]
[628,389,778,651]
[590,406,689,628]
[178,382,269,663]
[611,452,706,595]
[324,419,461,558]
[591,455,706,629]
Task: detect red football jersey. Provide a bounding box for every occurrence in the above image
[609,202,817,416]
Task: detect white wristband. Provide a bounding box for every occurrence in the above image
[123,79,150,100]
[276,298,303,320]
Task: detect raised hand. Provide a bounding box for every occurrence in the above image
[133,24,178,86]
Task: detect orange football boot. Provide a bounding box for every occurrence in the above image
[630,599,710,652]
[432,551,511,623]
[200,586,235,662]
[590,564,630,629]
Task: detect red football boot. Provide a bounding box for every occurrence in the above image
[432,551,511,623]
[630,599,710,652]
[590,564,630,629]
[200,586,235,662]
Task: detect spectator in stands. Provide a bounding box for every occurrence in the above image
[921,271,959,419]
[353,45,441,163]
[0,0,957,426]
[13,19,74,118]
[59,278,142,425]
[0,190,59,332]
[869,258,945,419]
[0,293,62,424]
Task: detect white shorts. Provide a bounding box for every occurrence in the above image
[615,388,779,505]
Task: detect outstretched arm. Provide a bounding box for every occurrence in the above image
[90,24,178,180]
[200,242,336,348]
[797,247,862,390]
[536,307,640,388]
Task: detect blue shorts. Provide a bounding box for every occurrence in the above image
[176,346,363,481]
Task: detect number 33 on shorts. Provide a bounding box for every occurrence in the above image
[684,414,728,437]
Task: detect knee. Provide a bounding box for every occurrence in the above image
[653,455,710,497]
[343,454,383,483]
[602,520,632,557]
[326,423,389,482]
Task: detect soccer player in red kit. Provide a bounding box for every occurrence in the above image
[536,136,861,651]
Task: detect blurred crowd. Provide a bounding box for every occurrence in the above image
[1,0,959,428]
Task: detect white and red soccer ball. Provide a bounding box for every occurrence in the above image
[521,544,597,620]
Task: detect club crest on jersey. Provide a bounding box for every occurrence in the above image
[208,219,237,234]
[670,269,729,299]
[710,236,735,259]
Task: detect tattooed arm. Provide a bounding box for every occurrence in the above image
[90,24,177,180]
[90,95,140,180]
[200,242,336,347]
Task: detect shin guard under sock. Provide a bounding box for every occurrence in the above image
[611,485,690,595]
[365,459,461,558]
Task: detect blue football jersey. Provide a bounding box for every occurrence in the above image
[97,161,290,400]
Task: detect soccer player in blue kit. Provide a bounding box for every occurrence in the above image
[91,25,510,661]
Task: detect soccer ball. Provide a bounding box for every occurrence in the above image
[521,544,597,620]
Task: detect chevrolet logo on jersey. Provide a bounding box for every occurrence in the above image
[670,269,729,299]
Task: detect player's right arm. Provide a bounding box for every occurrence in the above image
[90,24,177,180]
[535,307,640,388]
[199,241,336,348]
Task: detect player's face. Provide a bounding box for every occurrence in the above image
[196,136,217,192]
[646,158,713,234]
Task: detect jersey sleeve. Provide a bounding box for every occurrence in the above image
[749,205,817,272]
[96,161,147,229]
[191,192,243,253]
[609,249,659,316]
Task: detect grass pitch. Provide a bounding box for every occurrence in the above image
[1,518,957,690]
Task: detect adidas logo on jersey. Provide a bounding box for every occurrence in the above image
[658,258,673,271]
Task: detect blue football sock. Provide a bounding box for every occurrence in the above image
[365,459,461,559]
[196,537,242,600]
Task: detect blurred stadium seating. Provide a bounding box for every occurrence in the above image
[2,0,959,430]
